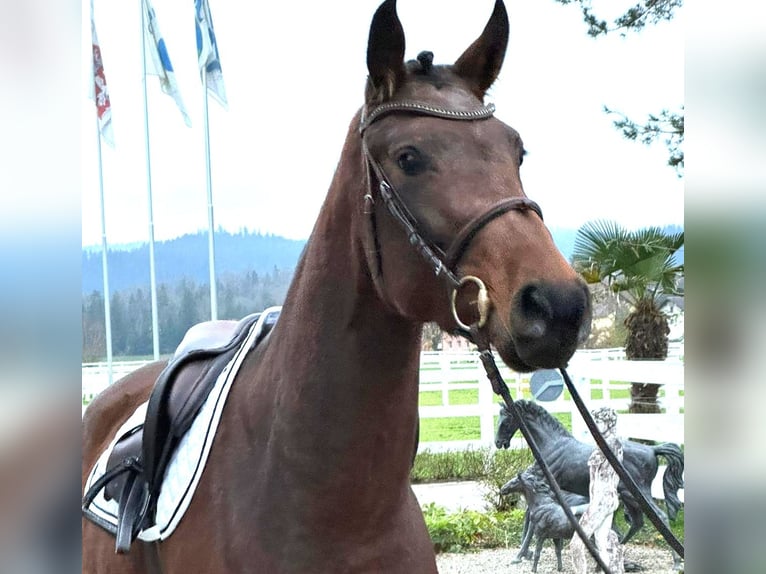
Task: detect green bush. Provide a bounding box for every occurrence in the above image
[422,503,526,553]
[422,502,684,555]
[478,448,535,511]
[411,447,488,483]
[411,447,535,511]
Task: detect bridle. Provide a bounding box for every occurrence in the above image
[359,99,685,572]
[359,99,543,332]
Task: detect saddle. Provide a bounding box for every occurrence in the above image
[82,309,280,553]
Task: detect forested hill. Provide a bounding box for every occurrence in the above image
[82,230,307,294]
[81,225,683,295]
[80,226,681,359]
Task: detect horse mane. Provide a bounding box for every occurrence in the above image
[521,468,554,497]
[513,400,572,439]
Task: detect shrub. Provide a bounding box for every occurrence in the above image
[411,447,535,511]
[422,503,684,555]
[411,447,487,483]
[478,448,535,511]
[422,503,526,553]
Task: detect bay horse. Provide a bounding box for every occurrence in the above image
[495,401,684,566]
[82,1,591,572]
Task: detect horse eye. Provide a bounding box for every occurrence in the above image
[519,148,527,166]
[396,148,425,176]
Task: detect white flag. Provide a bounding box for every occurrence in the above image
[143,0,192,126]
[195,0,227,108]
[91,17,115,147]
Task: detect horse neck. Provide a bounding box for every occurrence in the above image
[519,405,566,452]
[243,115,422,494]
[521,483,540,508]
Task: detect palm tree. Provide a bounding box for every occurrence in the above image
[572,220,684,413]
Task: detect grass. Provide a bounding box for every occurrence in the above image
[421,417,481,441]
[419,410,574,443]
[419,389,479,406]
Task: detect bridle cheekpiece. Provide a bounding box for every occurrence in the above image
[359,99,543,334]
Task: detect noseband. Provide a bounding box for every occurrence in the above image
[359,100,543,332]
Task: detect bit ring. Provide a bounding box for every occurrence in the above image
[451,275,490,330]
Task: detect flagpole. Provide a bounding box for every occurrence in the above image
[92,2,114,384]
[95,118,114,384]
[140,0,160,360]
[202,72,218,320]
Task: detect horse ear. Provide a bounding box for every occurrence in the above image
[452,0,509,100]
[366,0,406,103]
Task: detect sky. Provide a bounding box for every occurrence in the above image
[81,0,684,247]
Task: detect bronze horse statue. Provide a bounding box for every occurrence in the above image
[496,400,684,568]
[82,1,591,572]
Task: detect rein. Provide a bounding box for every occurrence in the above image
[360,99,611,571]
[360,98,684,571]
[471,326,686,563]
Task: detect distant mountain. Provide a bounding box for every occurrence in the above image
[82,230,306,294]
[81,226,648,294]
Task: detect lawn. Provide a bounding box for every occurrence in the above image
[420,417,481,441]
[419,388,479,406]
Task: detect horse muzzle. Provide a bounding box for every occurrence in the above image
[505,279,592,370]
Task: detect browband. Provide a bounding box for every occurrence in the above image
[360,101,495,133]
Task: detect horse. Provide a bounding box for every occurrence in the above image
[506,468,587,572]
[82,1,592,572]
[495,400,684,564]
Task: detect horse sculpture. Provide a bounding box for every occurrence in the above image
[501,467,589,567]
[505,468,587,573]
[82,1,592,572]
[495,400,684,566]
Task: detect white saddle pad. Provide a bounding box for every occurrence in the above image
[83,320,261,542]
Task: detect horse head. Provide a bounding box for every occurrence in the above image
[500,471,524,496]
[495,404,519,448]
[360,0,591,371]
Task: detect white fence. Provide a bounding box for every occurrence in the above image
[82,346,684,450]
[417,349,684,452]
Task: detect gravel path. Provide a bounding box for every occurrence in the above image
[436,545,678,573]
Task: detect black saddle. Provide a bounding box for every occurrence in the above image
[82,308,280,553]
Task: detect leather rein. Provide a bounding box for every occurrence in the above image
[359,99,684,571]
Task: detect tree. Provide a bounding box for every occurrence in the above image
[554,0,683,38]
[82,290,106,361]
[554,0,684,175]
[572,220,683,413]
[604,106,684,175]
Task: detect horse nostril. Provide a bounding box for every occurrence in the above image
[519,319,546,339]
[516,284,552,340]
[510,280,592,369]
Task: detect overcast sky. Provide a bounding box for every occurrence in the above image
[81,0,684,247]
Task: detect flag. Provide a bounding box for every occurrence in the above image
[195,0,227,107]
[91,17,114,147]
[143,0,192,126]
